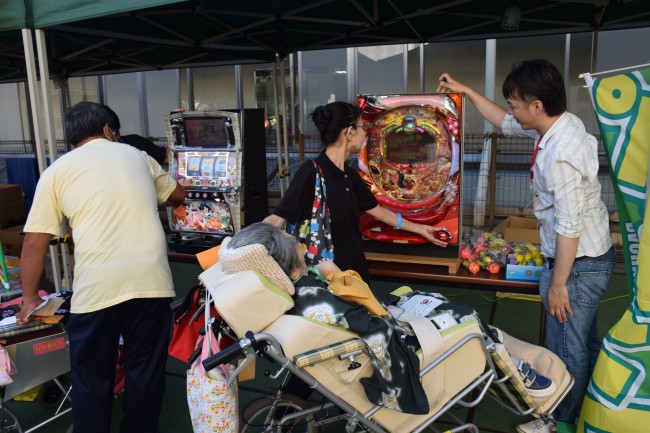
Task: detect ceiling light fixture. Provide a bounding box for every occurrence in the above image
[501,4,521,31]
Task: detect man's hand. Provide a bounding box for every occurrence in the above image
[546,282,573,324]
[16,294,43,325]
[436,73,468,93]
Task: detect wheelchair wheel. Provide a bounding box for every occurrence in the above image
[240,394,315,433]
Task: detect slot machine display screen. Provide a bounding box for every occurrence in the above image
[183,116,230,147]
[174,149,236,191]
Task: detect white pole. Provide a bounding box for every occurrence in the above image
[473,39,496,229]
[36,29,71,291]
[35,30,58,163]
[271,56,286,194]
[280,57,290,190]
[21,29,47,173]
[23,29,64,293]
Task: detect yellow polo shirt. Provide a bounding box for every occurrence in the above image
[25,138,177,313]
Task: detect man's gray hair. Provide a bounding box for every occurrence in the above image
[228,222,301,277]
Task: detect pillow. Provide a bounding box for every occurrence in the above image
[217,237,294,295]
[200,263,294,337]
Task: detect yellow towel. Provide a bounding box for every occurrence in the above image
[326,270,388,317]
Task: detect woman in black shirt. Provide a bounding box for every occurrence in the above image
[264,101,447,282]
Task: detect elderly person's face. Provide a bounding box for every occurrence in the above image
[289,244,308,280]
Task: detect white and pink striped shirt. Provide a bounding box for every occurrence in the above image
[501,112,612,259]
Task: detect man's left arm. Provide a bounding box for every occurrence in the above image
[15,232,52,324]
[546,158,584,323]
[165,182,186,207]
[548,235,578,323]
[149,158,186,206]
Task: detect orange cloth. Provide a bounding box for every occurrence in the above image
[196,245,220,270]
[326,270,388,317]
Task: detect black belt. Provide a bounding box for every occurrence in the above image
[547,256,587,270]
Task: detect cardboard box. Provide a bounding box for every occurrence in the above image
[505,254,543,281]
[0,225,25,256]
[0,184,26,229]
[0,256,22,290]
[503,216,541,244]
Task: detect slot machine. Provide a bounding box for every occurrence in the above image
[357,94,463,263]
[164,111,242,253]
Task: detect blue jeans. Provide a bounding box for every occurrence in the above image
[539,246,615,423]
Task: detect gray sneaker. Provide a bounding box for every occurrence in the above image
[516,418,556,433]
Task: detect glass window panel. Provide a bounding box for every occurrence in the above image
[597,28,650,73]
[407,44,421,94]
[424,40,485,133]
[241,63,274,110]
[300,48,347,137]
[144,69,179,137]
[68,76,98,105]
[179,68,191,111]
[104,73,141,135]
[0,83,24,140]
[358,45,405,95]
[567,33,597,134]
[192,65,237,111]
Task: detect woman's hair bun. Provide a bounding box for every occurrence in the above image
[311,105,331,131]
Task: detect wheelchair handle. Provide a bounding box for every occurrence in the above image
[202,342,244,371]
[202,332,282,371]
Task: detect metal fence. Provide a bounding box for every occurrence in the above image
[264,133,617,237]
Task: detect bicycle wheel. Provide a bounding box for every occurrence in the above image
[36,380,65,408]
[240,394,315,433]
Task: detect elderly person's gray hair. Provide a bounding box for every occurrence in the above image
[228,222,301,277]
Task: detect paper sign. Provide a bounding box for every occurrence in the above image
[399,294,443,317]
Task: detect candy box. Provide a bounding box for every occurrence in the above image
[505,253,543,281]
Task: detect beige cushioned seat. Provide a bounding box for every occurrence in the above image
[493,328,573,416]
[302,321,487,432]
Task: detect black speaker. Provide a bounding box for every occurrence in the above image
[229,108,269,226]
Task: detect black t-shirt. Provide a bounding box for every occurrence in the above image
[273,151,378,281]
[121,134,167,165]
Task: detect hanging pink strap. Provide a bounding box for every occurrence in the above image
[192,291,229,377]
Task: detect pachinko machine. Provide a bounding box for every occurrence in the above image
[357,94,463,261]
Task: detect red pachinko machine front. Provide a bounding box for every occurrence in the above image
[357,94,463,259]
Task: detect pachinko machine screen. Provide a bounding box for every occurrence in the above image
[168,193,234,235]
[357,93,463,255]
[173,149,238,191]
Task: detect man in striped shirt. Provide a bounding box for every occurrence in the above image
[438,59,615,433]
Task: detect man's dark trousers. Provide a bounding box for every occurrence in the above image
[68,297,172,433]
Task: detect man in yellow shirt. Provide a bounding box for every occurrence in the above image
[16,101,185,433]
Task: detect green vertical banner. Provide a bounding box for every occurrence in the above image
[578,68,650,432]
